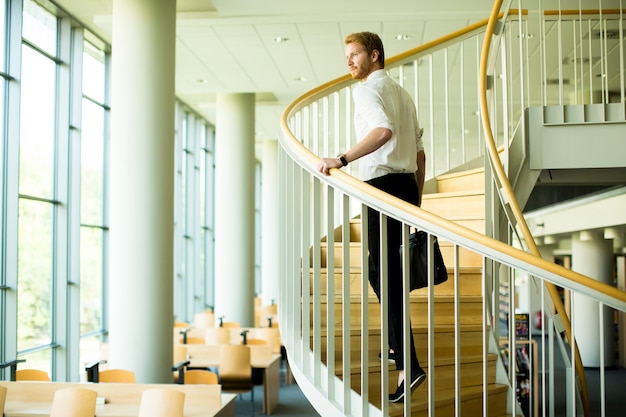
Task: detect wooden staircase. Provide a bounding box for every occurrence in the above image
[309,167,511,416]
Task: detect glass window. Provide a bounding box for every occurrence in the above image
[82,41,106,103]
[17,199,53,352]
[19,45,56,199]
[79,227,103,336]
[22,0,57,56]
[16,350,51,377]
[81,98,105,224]
[79,38,108,369]
[0,0,6,71]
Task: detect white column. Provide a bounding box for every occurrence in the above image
[571,232,615,367]
[109,0,176,382]
[261,140,279,306]
[213,93,256,327]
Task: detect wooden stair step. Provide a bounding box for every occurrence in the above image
[385,383,508,417]
[316,325,488,362]
[420,190,485,221]
[313,294,484,327]
[307,266,484,296]
[434,167,485,194]
[332,353,499,394]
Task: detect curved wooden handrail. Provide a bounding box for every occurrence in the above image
[544,8,626,16]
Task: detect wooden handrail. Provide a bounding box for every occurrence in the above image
[544,9,626,16]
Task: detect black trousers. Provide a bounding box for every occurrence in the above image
[366,173,420,372]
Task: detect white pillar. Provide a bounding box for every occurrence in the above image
[261,140,279,306]
[214,93,256,327]
[571,232,615,367]
[109,0,176,382]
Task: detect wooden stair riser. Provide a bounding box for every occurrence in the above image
[420,192,485,221]
[316,240,485,270]
[392,385,508,417]
[314,297,484,328]
[434,167,485,194]
[316,242,362,268]
[336,354,497,397]
[354,383,507,417]
[329,220,362,243]
[308,269,484,297]
[438,243,485,269]
[315,327,486,364]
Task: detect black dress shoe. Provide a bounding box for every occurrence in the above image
[388,367,426,403]
[378,350,396,363]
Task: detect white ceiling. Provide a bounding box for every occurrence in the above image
[53,0,496,141]
[51,0,624,146]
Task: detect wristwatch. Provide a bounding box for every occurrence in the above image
[337,153,348,167]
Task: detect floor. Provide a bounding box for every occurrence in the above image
[233,360,319,417]
[234,345,626,417]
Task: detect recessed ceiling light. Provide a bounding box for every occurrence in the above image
[395,34,411,41]
[196,79,208,84]
[274,36,289,43]
[294,76,306,82]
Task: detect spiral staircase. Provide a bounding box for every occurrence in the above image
[278,2,626,416]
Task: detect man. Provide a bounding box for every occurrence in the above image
[317,31,427,403]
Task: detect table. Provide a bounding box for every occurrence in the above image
[4,402,235,417]
[184,344,281,415]
[1,381,236,417]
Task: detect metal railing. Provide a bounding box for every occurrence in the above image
[278,2,626,416]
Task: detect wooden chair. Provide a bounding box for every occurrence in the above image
[183,369,219,384]
[173,345,189,383]
[15,368,50,381]
[174,321,190,328]
[0,385,6,416]
[182,336,206,345]
[219,344,254,415]
[255,304,278,327]
[204,327,231,345]
[221,321,240,329]
[138,388,185,417]
[254,327,283,354]
[98,368,136,383]
[193,312,215,328]
[243,338,268,345]
[49,387,97,417]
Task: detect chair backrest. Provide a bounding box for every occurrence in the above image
[254,327,283,354]
[243,338,267,345]
[249,343,273,363]
[204,327,231,345]
[138,388,185,417]
[174,345,188,363]
[183,336,206,345]
[219,344,251,380]
[193,312,215,328]
[255,304,278,327]
[15,368,51,381]
[98,368,136,383]
[184,369,218,385]
[49,387,97,417]
[0,385,6,415]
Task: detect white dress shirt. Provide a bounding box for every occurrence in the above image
[353,69,424,181]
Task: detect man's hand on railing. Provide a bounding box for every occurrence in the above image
[317,156,345,175]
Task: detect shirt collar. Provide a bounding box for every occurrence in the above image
[363,68,386,82]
